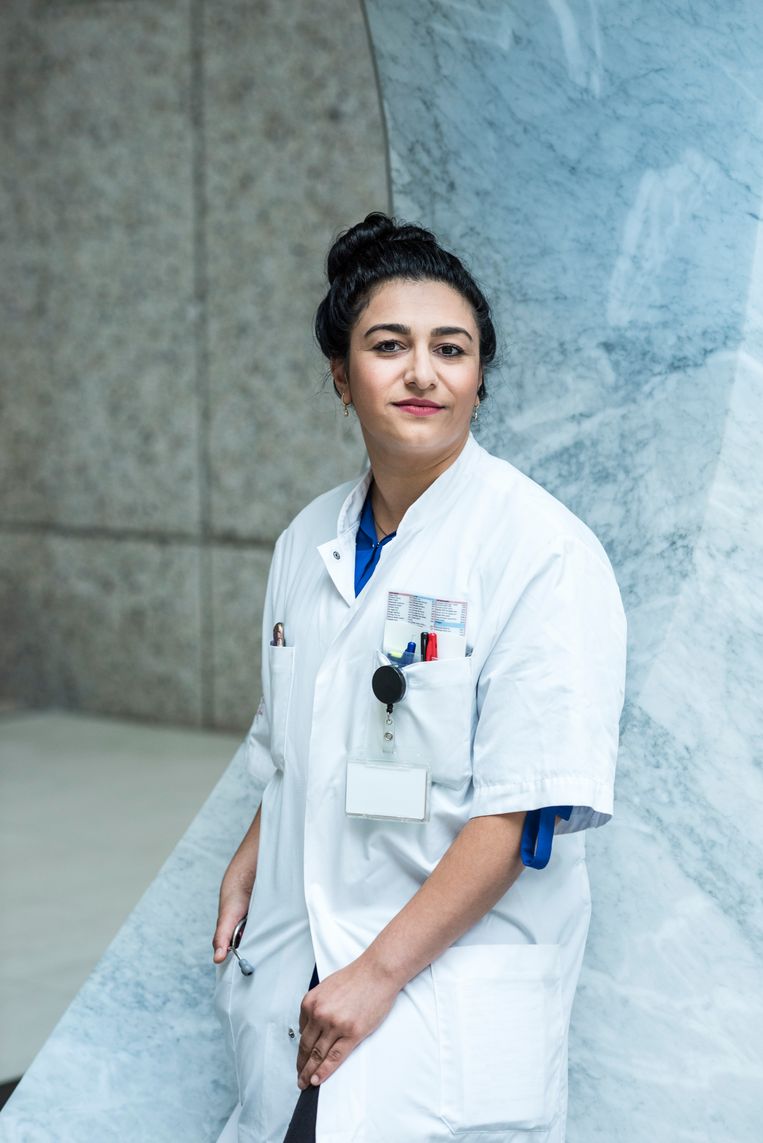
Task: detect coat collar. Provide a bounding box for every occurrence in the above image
[318,435,482,606]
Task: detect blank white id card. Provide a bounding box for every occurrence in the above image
[346,757,430,823]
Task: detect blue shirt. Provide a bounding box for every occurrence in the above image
[353,485,569,868]
[354,485,397,596]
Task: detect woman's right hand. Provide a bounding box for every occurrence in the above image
[212,805,262,964]
[212,880,253,965]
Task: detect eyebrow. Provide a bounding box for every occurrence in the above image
[363,322,474,342]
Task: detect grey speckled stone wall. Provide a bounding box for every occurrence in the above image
[0,0,388,729]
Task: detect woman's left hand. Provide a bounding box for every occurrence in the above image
[296,955,401,1090]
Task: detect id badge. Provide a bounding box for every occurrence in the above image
[346,756,430,823]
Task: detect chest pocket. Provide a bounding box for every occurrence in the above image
[268,644,295,770]
[371,650,474,789]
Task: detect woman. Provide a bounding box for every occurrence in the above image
[213,213,627,1143]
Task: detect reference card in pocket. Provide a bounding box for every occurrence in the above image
[383,591,468,661]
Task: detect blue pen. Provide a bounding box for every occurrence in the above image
[401,641,416,666]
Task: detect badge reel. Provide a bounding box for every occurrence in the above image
[345,663,431,823]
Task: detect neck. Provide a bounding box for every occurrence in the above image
[368,436,470,535]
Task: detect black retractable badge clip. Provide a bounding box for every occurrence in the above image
[372,664,407,755]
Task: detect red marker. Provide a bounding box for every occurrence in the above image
[425,632,438,662]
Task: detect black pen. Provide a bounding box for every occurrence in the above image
[272,622,285,647]
[420,631,428,660]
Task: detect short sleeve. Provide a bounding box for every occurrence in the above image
[240,534,285,793]
[469,535,627,832]
[243,695,275,793]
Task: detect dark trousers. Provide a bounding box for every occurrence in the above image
[282,965,320,1143]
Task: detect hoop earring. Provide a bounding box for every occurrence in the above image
[472,403,480,422]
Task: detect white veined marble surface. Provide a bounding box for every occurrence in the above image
[363,1,763,1139]
[2,3,761,1141]
[0,745,253,1142]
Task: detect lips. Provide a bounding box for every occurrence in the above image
[394,399,441,407]
[393,399,444,415]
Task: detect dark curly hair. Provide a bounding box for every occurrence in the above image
[314,212,496,401]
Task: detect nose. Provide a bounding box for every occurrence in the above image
[404,342,437,389]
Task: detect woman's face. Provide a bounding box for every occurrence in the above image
[333,278,482,468]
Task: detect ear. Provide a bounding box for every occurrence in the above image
[331,357,350,402]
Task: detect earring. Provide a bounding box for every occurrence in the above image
[472,403,480,422]
[343,400,351,417]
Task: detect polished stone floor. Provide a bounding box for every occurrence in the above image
[0,710,238,1083]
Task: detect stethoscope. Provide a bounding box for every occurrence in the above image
[228,915,254,976]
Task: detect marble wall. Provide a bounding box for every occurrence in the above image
[0,0,386,729]
[363,1,763,1139]
[2,1,761,1140]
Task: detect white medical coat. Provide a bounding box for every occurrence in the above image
[215,435,627,1143]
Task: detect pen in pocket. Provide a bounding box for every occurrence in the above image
[271,622,285,646]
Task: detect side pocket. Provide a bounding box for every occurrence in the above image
[432,944,564,1133]
[267,644,295,770]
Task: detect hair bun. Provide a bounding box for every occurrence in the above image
[326,212,437,284]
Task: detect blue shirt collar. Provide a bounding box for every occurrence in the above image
[356,485,385,550]
[354,485,397,596]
